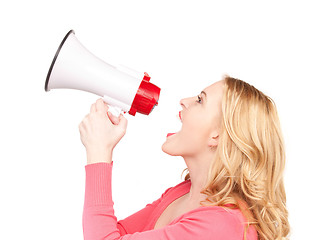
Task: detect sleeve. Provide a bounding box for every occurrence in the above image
[83,163,244,240]
[117,188,172,234]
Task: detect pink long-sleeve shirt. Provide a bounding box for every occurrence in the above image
[83,163,258,240]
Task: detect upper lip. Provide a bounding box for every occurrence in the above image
[179,111,182,122]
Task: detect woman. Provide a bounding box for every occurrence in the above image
[79,76,290,240]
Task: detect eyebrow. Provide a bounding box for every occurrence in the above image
[201,91,207,100]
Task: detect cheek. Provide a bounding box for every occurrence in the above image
[181,117,211,140]
[179,127,208,150]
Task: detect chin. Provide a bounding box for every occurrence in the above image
[161,142,181,156]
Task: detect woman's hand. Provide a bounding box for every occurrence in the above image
[79,99,128,164]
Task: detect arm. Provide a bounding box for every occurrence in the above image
[83,162,168,236]
[83,163,249,240]
[78,99,168,237]
[79,99,168,234]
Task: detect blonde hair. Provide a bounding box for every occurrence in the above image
[185,76,290,239]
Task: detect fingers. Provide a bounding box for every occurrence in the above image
[90,103,96,113]
[107,111,120,125]
[118,114,128,131]
[90,99,109,114]
[79,104,128,151]
[96,98,108,113]
[79,114,89,130]
[88,99,126,127]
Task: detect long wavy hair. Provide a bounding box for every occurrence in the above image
[184,76,290,239]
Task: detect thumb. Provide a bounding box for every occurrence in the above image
[117,114,128,131]
[107,111,120,125]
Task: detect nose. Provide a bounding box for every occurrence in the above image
[179,98,186,109]
[179,97,193,109]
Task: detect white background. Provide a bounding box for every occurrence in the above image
[0,1,318,239]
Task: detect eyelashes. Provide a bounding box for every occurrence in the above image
[196,95,202,103]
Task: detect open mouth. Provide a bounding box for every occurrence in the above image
[166,132,176,138]
[166,111,182,138]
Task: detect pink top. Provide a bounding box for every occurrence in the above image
[83,163,258,240]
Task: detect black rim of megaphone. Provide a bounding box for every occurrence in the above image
[45,30,75,92]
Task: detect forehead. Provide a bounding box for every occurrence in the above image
[203,80,225,98]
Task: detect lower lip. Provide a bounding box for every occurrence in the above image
[166,133,176,138]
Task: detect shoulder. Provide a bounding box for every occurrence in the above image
[172,206,257,240]
[161,180,191,197]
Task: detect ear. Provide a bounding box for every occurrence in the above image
[208,133,219,148]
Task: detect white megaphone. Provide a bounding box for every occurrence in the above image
[45,30,161,117]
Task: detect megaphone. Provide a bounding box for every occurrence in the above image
[45,30,161,117]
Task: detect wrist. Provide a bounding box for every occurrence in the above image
[86,147,113,165]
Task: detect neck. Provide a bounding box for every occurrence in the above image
[183,149,216,204]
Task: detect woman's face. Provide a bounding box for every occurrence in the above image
[162,80,224,157]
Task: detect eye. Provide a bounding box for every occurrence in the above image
[196,95,202,104]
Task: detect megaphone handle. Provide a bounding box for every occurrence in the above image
[107,105,122,118]
[103,95,130,118]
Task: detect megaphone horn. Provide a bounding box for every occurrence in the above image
[45,30,161,116]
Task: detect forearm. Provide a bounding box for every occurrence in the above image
[83,162,120,240]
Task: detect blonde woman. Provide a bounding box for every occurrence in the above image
[79,76,290,240]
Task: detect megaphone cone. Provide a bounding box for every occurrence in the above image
[45,30,160,116]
